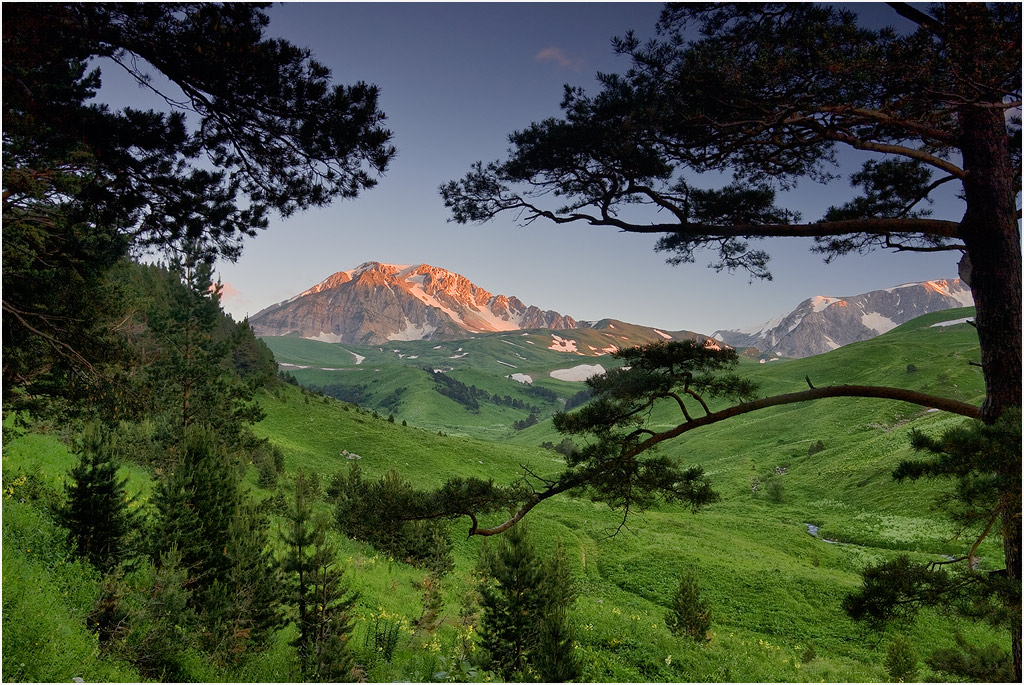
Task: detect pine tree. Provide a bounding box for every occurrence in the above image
[534,604,582,683]
[90,546,199,681]
[151,425,241,598]
[205,501,283,663]
[665,568,712,642]
[413,572,445,638]
[281,472,357,679]
[147,250,237,445]
[885,636,919,682]
[61,421,140,573]
[533,541,582,682]
[477,526,580,681]
[306,532,358,681]
[478,523,546,680]
[280,472,317,663]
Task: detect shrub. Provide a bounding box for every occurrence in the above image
[91,548,200,681]
[807,440,826,456]
[256,458,278,490]
[765,479,785,504]
[884,635,918,682]
[905,364,918,374]
[665,569,711,642]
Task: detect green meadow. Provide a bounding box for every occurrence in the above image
[3,307,1005,681]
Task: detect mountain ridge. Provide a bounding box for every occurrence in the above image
[713,279,974,358]
[251,261,583,344]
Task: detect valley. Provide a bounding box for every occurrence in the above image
[6,306,1005,682]
[262,323,713,439]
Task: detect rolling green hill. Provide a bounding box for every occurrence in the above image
[261,327,642,438]
[5,307,1004,682]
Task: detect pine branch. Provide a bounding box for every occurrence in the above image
[468,385,980,537]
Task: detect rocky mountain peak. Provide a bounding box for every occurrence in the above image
[713,278,974,358]
[249,261,582,344]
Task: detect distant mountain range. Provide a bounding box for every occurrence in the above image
[712,279,974,358]
[250,262,974,358]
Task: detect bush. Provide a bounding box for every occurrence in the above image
[807,440,826,456]
[665,569,711,642]
[90,549,199,681]
[884,635,918,682]
[765,479,785,504]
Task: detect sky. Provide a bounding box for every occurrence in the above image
[102,1,966,335]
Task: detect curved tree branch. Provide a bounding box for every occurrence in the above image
[467,385,980,537]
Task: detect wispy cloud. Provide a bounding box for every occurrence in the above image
[534,46,584,71]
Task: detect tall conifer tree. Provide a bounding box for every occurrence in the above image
[477,525,579,681]
[61,421,140,573]
[151,425,240,596]
[281,472,357,679]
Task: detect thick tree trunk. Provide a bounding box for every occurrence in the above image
[940,6,1020,676]
[956,64,1023,685]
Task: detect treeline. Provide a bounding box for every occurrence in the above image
[315,384,404,414]
[424,368,487,411]
[424,368,559,416]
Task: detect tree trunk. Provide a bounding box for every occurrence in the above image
[954,11,1023,674]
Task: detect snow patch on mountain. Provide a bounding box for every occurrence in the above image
[339,348,365,365]
[548,334,580,354]
[931,317,973,328]
[550,364,605,382]
[860,312,898,334]
[306,331,345,343]
[389,322,437,341]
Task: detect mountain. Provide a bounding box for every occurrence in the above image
[712,279,974,358]
[250,262,583,344]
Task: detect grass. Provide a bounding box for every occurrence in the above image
[2,307,1009,681]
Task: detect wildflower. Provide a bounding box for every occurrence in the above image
[665,655,672,665]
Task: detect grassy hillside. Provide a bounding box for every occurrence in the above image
[4,307,1004,682]
[250,307,999,681]
[262,330,629,438]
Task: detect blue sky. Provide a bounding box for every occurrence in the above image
[108,2,966,334]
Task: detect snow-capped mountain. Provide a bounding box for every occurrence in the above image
[712,279,974,358]
[250,262,579,344]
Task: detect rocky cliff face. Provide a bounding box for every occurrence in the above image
[712,279,974,358]
[250,262,579,344]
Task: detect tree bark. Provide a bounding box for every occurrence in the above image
[950,5,1023,678]
[958,105,1022,425]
